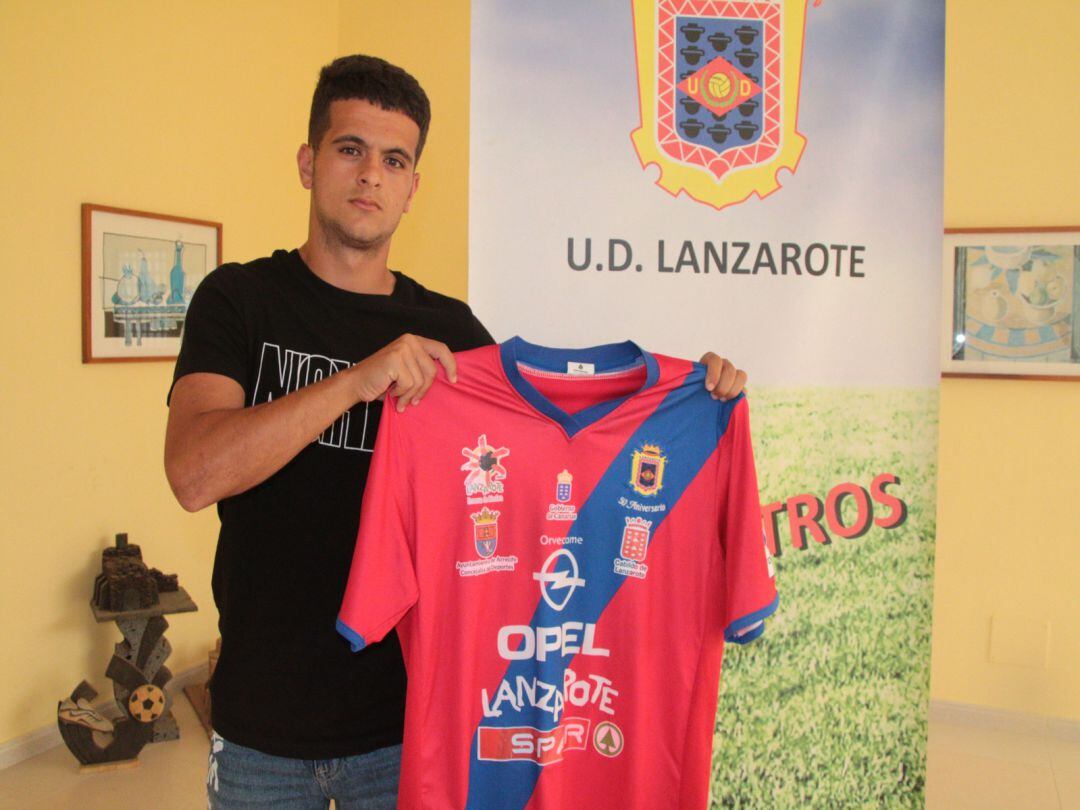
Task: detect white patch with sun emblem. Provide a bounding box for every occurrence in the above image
[460,434,510,503]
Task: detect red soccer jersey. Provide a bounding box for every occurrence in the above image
[338,338,777,809]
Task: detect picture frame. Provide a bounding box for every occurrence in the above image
[941,226,1080,380]
[81,203,222,363]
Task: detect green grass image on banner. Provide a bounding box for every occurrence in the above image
[711,387,938,809]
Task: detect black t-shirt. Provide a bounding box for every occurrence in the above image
[170,249,493,758]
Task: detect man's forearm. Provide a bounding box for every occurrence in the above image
[166,333,457,512]
[165,368,364,512]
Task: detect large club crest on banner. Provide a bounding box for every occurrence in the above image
[630,0,814,211]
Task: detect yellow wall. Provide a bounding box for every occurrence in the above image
[0,0,338,744]
[337,0,472,300]
[932,0,1080,720]
[1,0,1076,754]
[0,0,473,750]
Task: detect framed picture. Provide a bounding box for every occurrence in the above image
[942,226,1080,380]
[82,203,222,363]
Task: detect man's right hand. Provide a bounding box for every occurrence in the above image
[349,334,457,411]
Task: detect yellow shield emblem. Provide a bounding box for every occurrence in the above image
[630,444,667,496]
[630,0,815,211]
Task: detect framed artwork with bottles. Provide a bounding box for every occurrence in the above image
[81,203,221,363]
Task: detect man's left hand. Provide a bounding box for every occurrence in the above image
[700,352,747,401]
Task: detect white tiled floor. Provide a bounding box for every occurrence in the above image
[0,696,209,809]
[1,700,1077,808]
[926,720,1080,810]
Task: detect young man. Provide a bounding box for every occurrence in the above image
[165,55,747,809]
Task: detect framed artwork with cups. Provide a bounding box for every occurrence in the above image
[942,226,1080,380]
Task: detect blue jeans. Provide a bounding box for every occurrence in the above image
[207,732,401,809]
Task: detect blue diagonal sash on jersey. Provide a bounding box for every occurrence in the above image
[464,368,735,809]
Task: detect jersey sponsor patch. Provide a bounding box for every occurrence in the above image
[477,718,591,766]
[534,549,587,611]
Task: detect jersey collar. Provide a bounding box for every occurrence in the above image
[499,336,660,438]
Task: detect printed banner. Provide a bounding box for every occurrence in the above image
[470,1,943,805]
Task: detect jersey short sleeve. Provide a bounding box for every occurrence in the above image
[336,402,419,652]
[168,266,249,403]
[716,396,778,643]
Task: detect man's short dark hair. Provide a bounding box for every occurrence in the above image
[308,54,431,162]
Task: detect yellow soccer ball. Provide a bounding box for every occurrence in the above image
[709,72,732,100]
[128,684,167,723]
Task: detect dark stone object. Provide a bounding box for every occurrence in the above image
[58,537,198,768]
[57,681,153,766]
[149,568,179,592]
[92,533,178,612]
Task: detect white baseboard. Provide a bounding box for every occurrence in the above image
[0,662,208,771]
[6,687,1074,771]
[0,720,61,772]
[930,699,1080,742]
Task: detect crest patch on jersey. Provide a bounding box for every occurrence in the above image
[630,444,667,496]
[614,517,653,580]
[472,507,501,559]
[555,469,573,502]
